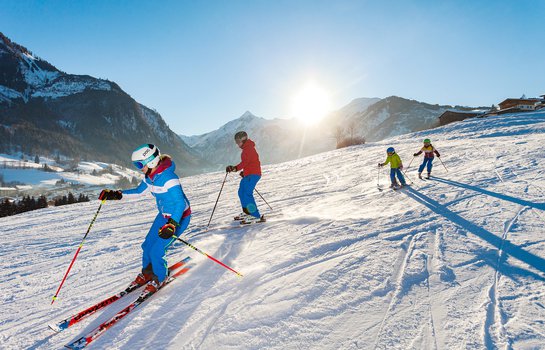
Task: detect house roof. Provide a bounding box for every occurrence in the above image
[498,98,540,106]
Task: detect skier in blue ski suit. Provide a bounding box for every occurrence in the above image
[99,144,191,291]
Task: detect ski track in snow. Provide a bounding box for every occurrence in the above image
[1,111,545,349]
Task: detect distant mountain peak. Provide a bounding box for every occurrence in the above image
[240,111,257,119]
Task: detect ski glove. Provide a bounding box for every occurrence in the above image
[240,171,244,178]
[99,189,122,201]
[378,163,383,167]
[226,165,237,173]
[159,218,179,239]
[413,153,419,157]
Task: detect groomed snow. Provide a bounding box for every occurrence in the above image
[1,111,544,349]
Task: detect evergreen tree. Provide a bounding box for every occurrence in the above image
[37,195,48,208]
[67,192,76,204]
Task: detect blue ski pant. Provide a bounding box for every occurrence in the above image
[238,174,261,218]
[390,168,406,185]
[141,213,191,282]
[418,157,434,174]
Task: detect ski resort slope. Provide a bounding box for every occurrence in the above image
[1,111,545,350]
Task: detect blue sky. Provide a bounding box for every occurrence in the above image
[2,0,544,135]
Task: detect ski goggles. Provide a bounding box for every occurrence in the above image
[133,148,159,169]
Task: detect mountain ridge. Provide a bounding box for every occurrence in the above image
[0,32,208,175]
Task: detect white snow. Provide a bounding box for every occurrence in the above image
[19,53,60,88]
[0,156,140,189]
[31,79,111,99]
[1,111,545,349]
[0,85,23,102]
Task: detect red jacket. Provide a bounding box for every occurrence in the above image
[236,139,261,176]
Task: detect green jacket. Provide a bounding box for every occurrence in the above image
[383,153,403,168]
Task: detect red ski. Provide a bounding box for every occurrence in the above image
[49,256,190,333]
[65,265,192,349]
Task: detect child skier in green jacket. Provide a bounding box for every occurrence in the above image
[379,147,407,188]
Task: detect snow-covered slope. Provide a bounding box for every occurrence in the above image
[1,111,545,349]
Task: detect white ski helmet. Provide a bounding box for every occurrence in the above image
[132,144,161,169]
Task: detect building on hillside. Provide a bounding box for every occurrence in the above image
[498,98,540,111]
[0,188,17,197]
[538,94,545,109]
[438,110,485,126]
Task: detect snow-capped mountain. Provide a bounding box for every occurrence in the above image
[325,96,480,142]
[329,97,382,122]
[182,97,480,169]
[0,32,207,175]
[180,111,335,170]
[2,110,544,349]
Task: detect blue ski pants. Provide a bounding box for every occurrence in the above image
[390,168,406,185]
[141,213,191,282]
[238,174,261,218]
[418,157,434,174]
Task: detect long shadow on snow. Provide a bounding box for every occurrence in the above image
[403,187,545,276]
[432,177,545,211]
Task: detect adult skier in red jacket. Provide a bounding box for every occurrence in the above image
[226,131,265,224]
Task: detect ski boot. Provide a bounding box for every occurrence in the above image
[144,278,166,294]
[234,212,250,221]
[426,172,431,179]
[241,215,266,225]
[132,271,153,286]
[418,172,423,180]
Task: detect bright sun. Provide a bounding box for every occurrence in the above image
[291,82,332,125]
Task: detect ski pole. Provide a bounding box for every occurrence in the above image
[377,165,381,187]
[207,172,228,228]
[254,188,273,211]
[406,156,415,171]
[175,237,243,277]
[51,199,106,305]
[437,156,448,173]
[401,169,414,184]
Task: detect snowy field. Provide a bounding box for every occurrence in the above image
[0,155,139,190]
[1,111,545,349]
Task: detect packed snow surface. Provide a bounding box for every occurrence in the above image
[1,111,545,349]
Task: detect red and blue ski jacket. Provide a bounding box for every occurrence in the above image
[236,139,262,177]
[415,144,440,159]
[122,156,191,223]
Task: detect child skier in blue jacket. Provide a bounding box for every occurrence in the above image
[99,144,191,293]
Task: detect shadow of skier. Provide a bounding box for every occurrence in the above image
[402,187,545,276]
[431,177,545,211]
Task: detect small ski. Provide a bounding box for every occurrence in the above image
[240,216,266,225]
[50,256,190,333]
[65,265,192,349]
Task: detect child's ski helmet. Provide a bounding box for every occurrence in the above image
[234,131,248,142]
[424,138,431,143]
[387,147,395,153]
[132,144,161,169]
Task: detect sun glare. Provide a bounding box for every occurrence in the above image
[291,82,332,125]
